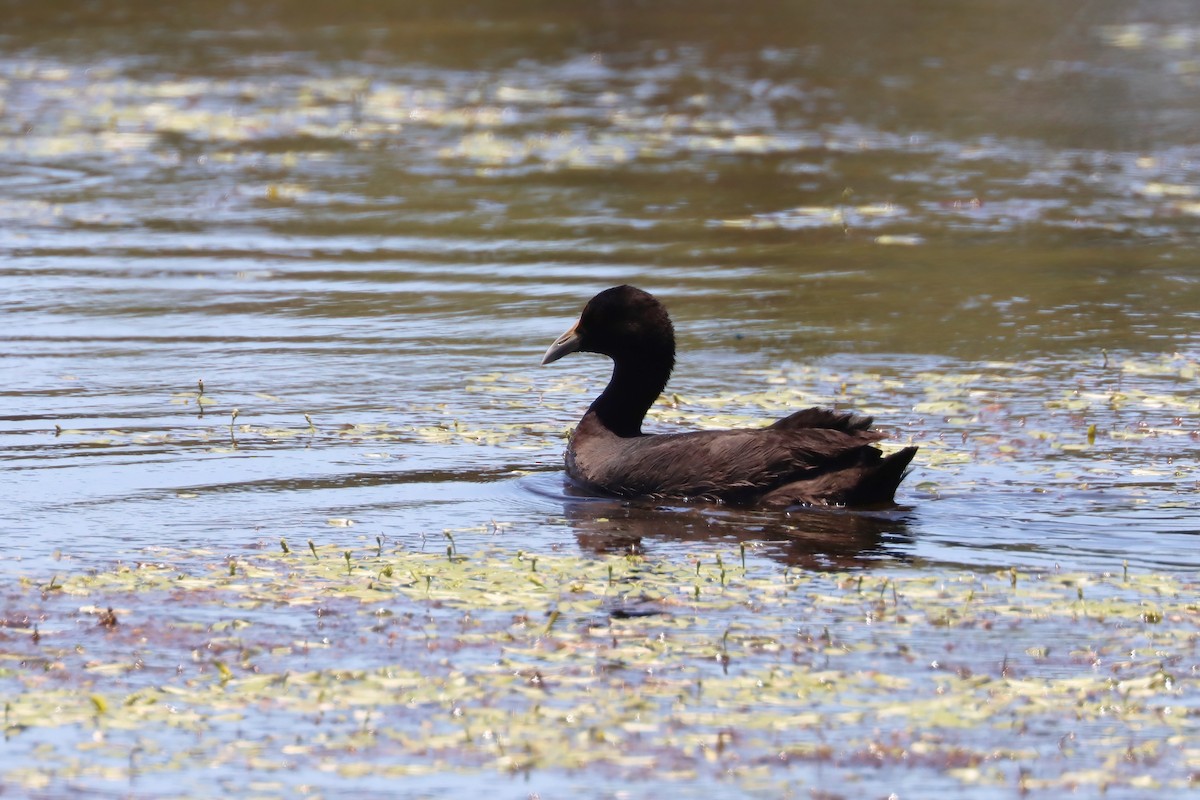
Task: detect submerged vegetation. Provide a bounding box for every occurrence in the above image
[57,352,1200,455]
[51,351,1200,512]
[14,350,1197,797]
[18,343,1199,798]
[4,5,1200,798]
[2,539,1197,797]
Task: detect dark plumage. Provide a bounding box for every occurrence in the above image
[542,285,917,507]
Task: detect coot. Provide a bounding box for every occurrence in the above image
[542,285,917,507]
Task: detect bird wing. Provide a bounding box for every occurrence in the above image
[580,423,885,500]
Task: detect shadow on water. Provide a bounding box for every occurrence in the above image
[531,477,916,571]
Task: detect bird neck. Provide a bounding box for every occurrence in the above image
[589,352,672,437]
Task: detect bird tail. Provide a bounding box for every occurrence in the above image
[847,446,919,506]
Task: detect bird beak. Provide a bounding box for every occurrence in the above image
[541,320,582,365]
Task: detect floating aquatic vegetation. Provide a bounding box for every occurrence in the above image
[2,540,1198,796]
[717,202,902,231]
[44,352,1198,509]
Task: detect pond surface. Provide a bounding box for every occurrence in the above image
[1,1,1199,797]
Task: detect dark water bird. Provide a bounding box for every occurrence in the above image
[541,285,917,507]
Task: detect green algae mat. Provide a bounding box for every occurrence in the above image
[3,536,1196,798]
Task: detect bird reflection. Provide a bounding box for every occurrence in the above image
[560,482,915,571]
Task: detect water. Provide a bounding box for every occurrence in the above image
[4,3,1200,564]
[2,2,1199,796]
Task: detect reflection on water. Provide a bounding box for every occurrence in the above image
[0,4,1198,572]
[3,4,1200,798]
[560,488,916,571]
[2,9,1200,554]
